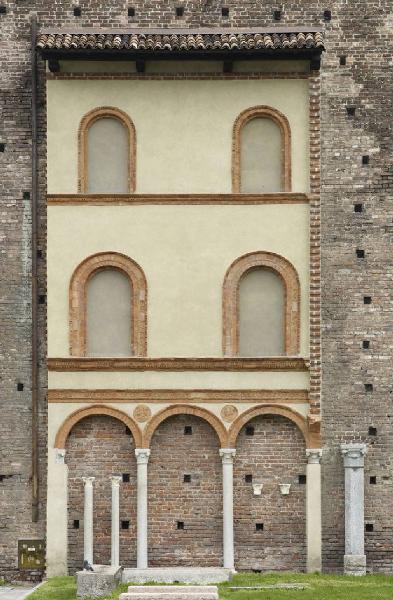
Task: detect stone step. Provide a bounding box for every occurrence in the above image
[120,587,219,600]
[126,587,218,594]
[122,567,232,585]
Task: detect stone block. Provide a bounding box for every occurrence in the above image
[344,554,367,576]
[76,565,122,598]
[122,568,231,585]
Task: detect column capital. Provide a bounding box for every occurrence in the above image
[306,448,322,464]
[111,475,122,486]
[82,476,95,486]
[219,448,236,463]
[135,448,151,464]
[340,443,367,468]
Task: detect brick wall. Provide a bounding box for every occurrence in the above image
[149,415,222,567]
[234,415,307,571]
[65,415,137,573]
[0,0,392,578]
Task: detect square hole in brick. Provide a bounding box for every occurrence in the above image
[298,474,307,485]
[183,474,191,483]
[184,426,192,435]
[246,425,255,436]
[177,521,185,530]
[121,520,130,530]
[245,474,253,483]
[255,523,264,531]
[128,7,135,17]
[362,340,370,349]
[354,203,363,213]
[38,295,46,304]
[339,55,347,66]
[365,523,374,532]
[368,426,377,436]
[122,473,130,483]
[23,192,30,200]
[73,519,80,529]
[73,6,81,16]
[323,9,332,21]
[363,296,372,305]
[356,249,365,258]
[273,10,281,20]
[0,143,5,152]
[365,383,373,392]
[176,6,184,17]
[370,476,377,484]
[347,106,356,117]
[0,6,6,14]
[221,7,229,17]
[362,155,370,165]
[17,383,24,391]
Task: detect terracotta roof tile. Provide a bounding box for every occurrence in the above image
[37,30,324,53]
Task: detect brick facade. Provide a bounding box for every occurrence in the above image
[234,415,307,572]
[0,0,392,580]
[65,415,137,573]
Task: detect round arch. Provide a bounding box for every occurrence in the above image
[78,105,136,193]
[232,105,292,193]
[143,404,228,448]
[69,251,147,357]
[228,404,309,447]
[54,404,142,449]
[222,250,300,356]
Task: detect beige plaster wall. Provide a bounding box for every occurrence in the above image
[48,370,309,390]
[47,78,309,193]
[48,204,309,357]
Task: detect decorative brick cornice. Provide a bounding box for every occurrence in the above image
[222,251,301,356]
[47,193,310,206]
[48,356,308,372]
[48,388,310,404]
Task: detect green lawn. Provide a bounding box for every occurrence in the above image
[27,573,393,600]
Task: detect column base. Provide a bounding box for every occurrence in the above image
[344,554,367,576]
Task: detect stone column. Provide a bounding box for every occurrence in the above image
[340,443,368,575]
[219,448,236,570]
[46,448,68,577]
[135,449,150,569]
[82,476,95,565]
[305,449,322,573]
[111,476,122,567]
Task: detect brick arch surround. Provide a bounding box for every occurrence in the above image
[54,405,142,449]
[222,251,301,356]
[148,414,223,566]
[232,105,292,193]
[65,414,138,572]
[78,106,136,193]
[69,252,147,357]
[233,413,307,571]
[143,404,228,448]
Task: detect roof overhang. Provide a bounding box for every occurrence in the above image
[37,28,324,72]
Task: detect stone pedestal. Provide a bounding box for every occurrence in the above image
[305,449,322,573]
[219,449,236,570]
[340,443,367,575]
[82,477,95,565]
[135,449,150,569]
[111,476,122,567]
[77,565,122,598]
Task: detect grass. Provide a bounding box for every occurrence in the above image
[26,572,393,600]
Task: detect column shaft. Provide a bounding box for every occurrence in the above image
[220,449,236,570]
[111,476,122,567]
[82,477,95,565]
[135,449,150,569]
[306,449,322,573]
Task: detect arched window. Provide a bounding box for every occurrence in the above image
[223,251,300,357]
[239,267,285,356]
[86,268,132,357]
[78,107,136,193]
[69,252,147,357]
[232,106,291,193]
